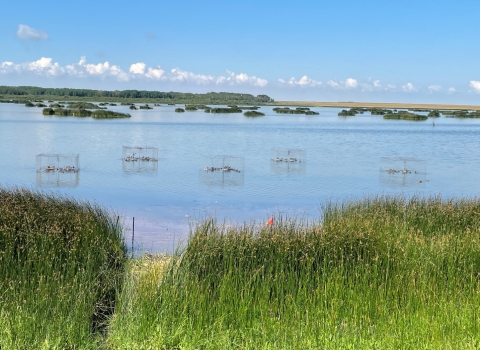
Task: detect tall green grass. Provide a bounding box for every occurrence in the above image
[0,187,126,349]
[108,196,480,349]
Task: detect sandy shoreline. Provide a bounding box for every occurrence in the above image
[275,101,480,110]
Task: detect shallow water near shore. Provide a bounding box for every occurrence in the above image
[2,103,480,252]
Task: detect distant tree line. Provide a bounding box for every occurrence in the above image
[0,86,274,104]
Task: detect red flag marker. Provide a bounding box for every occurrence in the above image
[266,215,274,226]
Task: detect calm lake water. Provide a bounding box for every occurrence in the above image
[1,103,480,253]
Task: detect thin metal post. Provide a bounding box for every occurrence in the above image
[132,217,135,258]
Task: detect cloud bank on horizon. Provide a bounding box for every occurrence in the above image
[0,56,464,98]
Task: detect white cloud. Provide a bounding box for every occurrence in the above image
[281,75,321,87]
[170,68,218,84]
[226,70,268,87]
[359,79,383,92]
[129,63,165,80]
[16,24,48,41]
[402,82,417,92]
[0,56,272,87]
[129,62,146,75]
[345,78,357,88]
[326,78,358,89]
[109,65,130,82]
[145,67,165,80]
[327,80,340,88]
[85,61,111,75]
[469,81,480,93]
[1,56,130,81]
[448,87,456,94]
[428,84,442,91]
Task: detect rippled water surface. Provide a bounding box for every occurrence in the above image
[2,103,480,252]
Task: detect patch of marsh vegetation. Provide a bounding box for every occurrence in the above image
[205,106,243,113]
[273,107,319,115]
[383,111,428,121]
[443,110,480,118]
[244,110,265,117]
[42,108,131,119]
[107,195,480,349]
[0,187,126,349]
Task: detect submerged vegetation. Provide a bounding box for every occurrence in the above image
[2,192,480,348]
[0,188,126,349]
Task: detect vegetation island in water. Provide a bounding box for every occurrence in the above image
[41,102,130,119]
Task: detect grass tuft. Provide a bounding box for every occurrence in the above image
[0,187,127,349]
[108,195,480,349]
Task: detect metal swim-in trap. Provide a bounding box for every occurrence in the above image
[200,155,245,187]
[379,157,427,187]
[270,148,306,174]
[36,154,79,187]
[122,146,158,173]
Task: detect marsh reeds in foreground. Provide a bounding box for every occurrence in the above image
[108,196,480,350]
[0,188,126,349]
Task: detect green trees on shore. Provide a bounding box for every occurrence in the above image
[0,85,274,104]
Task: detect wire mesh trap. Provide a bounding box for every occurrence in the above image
[270,148,306,174]
[200,155,245,187]
[36,154,80,187]
[122,146,158,173]
[379,157,427,187]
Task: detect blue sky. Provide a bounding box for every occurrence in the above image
[1,0,480,103]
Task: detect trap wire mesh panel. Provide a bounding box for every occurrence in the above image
[379,157,427,188]
[270,148,306,174]
[122,146,158,173]
[36,154,79,187]
[200,155,245,187]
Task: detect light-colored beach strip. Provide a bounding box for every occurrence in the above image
[275,101,480,110]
